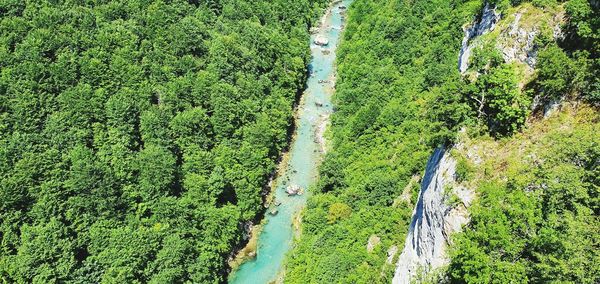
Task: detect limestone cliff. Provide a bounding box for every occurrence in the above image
[392,148,474,284]
[460,2,565,76]
[459,3,501,73]
[394,3,567,283]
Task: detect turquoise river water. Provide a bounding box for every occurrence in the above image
[228,1,352,283]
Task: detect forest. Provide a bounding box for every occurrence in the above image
[0,0,598,283]
[284,0,598,283]
[0,0,328,282]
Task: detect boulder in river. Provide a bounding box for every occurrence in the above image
[314,35,329,46]
[269,208,278,216]
[286,184,302,196]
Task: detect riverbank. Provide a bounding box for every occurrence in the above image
[227,112,296,271]
[227,1,351,283]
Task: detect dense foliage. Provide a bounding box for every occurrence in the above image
[0,0,327,282]
[447,2,599,283]
[1,0,597,282]
[284,0,479,282]
[448,107,599,283]
[285,0,598,283]
[466,62,531,135]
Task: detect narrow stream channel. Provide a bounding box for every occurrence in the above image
[228,1,352,283]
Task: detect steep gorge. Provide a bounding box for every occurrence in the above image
[392,5,506,281]
[393,0,598,282]
[0,0,597,283]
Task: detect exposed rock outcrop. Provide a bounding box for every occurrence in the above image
[460,3,565,75]
[500,12,538,68]
[393,3,569,283]
[392,148,473,284]
[367,235,381,253]
[459,3,501,73]
[387,245,398,264]
[494,6,564,72]
[459,3,566,116]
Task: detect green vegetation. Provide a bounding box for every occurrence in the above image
[447,1,600,282]
[536,44,598,102]
[0,0,597,282]
[541,0,599,102]
[0,0,327,282]
[536,45,576,100]
[448,106,599,283]
[453,150,475,183]
[284,0,480,282]
[285,0,598,283]
[468,63,531,136]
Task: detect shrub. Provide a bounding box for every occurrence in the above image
[470,63,531,136]
[455,153,475,183]
[536,45,573,100]
[327,203,352,224]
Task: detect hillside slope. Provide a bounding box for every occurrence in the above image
[0,0,327,282]
[443,1,599,282]
[447,103,599,283]
[284,0,481,282]
[284,0,598,283]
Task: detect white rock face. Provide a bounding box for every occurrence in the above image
[496,8,564,72]
[497,12,539,70]
[543,99,562,118]
[501,12,538,67]
[458,3,501,73]
[392,148,473,284]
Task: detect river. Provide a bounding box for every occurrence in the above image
[228,1,352,283]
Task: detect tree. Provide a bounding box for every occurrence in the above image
[170,107,212,151]
[11,219,76,283]
[327,203,352,224]
[473,63,530,135]
[134,145,176,203]
[536,45,573,100]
